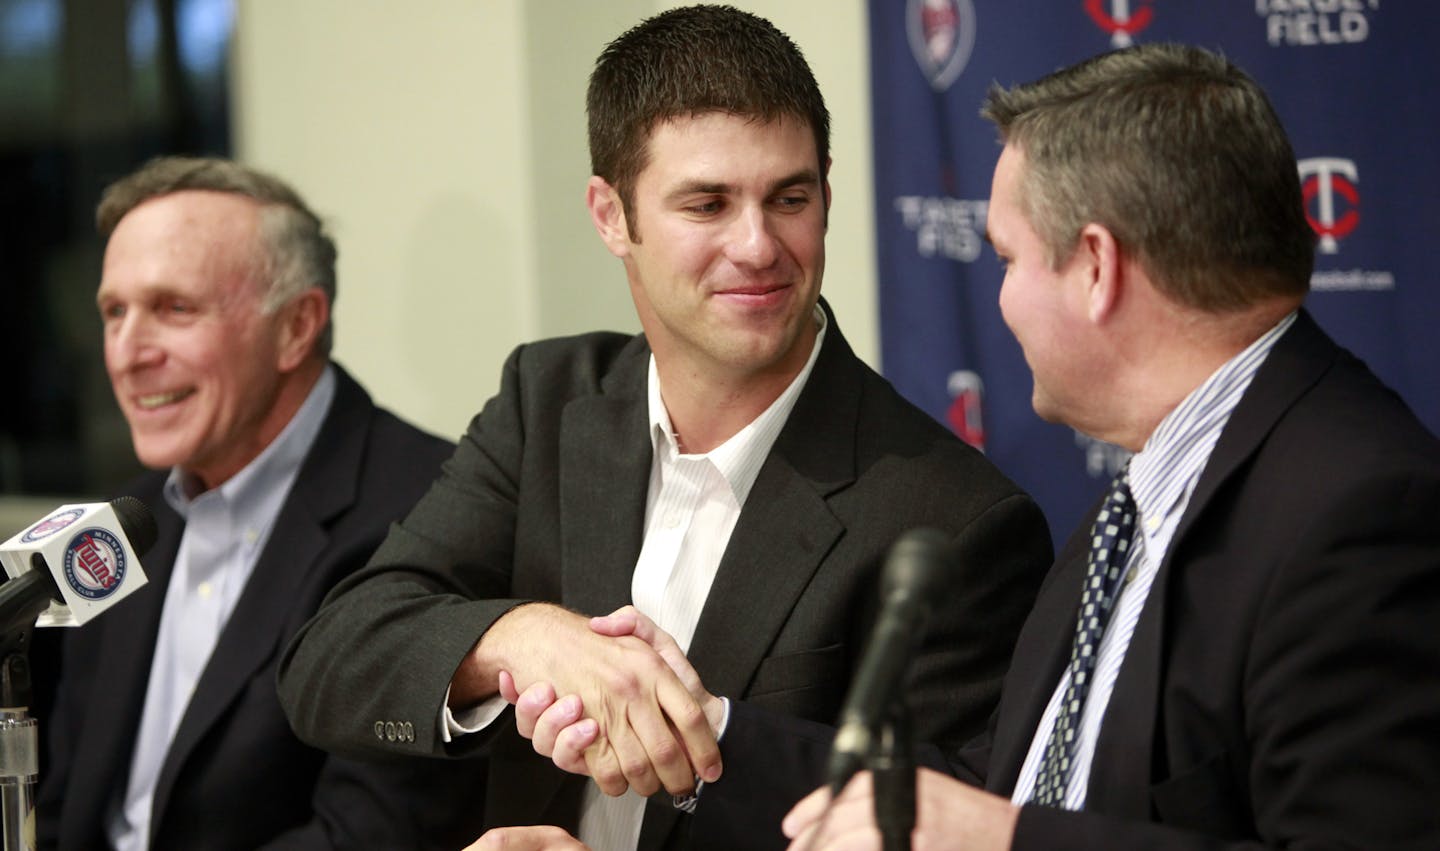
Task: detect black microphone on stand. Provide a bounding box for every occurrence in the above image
[0,497,157,851]
[826,527,951,795]
[810,528,952,851]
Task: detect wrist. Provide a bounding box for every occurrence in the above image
[450,601,558,708]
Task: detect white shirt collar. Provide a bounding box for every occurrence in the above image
[1128,310,1297,533]
[163,364,337,529]
[645,305,827,506]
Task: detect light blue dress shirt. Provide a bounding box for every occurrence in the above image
[107,366,336,850]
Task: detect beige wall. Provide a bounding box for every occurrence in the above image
[233,0,878,440]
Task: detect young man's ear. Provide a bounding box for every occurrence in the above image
[587,176,631,257]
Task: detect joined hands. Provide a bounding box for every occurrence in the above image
[494,605,725,797]
[497,606,1018,851]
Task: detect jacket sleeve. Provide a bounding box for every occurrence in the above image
[279,345,541,762]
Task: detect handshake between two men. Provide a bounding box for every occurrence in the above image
[464,605,1019,851]
[475,601,725,800]
[454,604,726,851]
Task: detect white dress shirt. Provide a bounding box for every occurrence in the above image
[1010,313,1296,810]
[578,309,827,850]
[444,309,826,851]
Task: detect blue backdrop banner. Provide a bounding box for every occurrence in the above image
[870,0,1439,540]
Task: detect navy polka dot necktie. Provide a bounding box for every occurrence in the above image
[1031,464,1137,808]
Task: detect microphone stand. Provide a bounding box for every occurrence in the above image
[0,621,38,851]
[870,697,916,851]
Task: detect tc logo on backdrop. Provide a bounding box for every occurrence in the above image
[1297,155,1396,292]
[1298,157,1360,255]
[1085,0,1155,48]
[908,0,976,91]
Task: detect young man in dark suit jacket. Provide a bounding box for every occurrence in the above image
[278,7,1053,850]
[37,157,488,850]
[512,43,1440,851]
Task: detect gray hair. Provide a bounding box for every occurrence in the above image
[97,156,338,354]
[981,43,1314,311]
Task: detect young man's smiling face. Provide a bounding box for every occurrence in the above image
[595,112,830,385]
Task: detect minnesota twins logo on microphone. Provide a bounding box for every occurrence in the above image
[63,528,128,600]
[21,507,85,543]
[907,0,975,91]
[1298,157,1359,254]
[1085,0,1154,48]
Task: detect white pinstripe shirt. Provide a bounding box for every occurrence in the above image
[1010,312,1296,810]
[578,307,827,850]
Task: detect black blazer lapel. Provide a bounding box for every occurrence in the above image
[559,339,651,618]
[1174,310,1335,548]
[505,339,652,829]
[149,367,372,824]
[684,316,860,700]
[647,315,857,850]
[985,526,1089,796]
[1085,557,1163,820]
[638,449,844,851]
[1084,311,1338,817]
[686,465,844,698]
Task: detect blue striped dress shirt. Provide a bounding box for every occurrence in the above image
[1011,312,1297,809]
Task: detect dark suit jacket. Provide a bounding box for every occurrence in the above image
[706,311,1440,849]
[37,365,490,851]
[279,309,1052,850]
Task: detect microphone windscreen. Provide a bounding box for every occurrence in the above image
[110,496,158,557]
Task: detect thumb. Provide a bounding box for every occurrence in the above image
[498,670,520,704]
[589,604,642,638]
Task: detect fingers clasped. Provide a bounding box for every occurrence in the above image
[501,607,721,799]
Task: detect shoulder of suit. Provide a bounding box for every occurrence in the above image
[366,407,455,461]
[510,330,644,369]
[325,360,454,458]
[501,331,648,399]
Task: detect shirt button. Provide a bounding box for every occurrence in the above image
[664,513,681,529]
[197,582,213,599]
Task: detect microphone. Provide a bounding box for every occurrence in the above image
[827,527,951,794]
[0,497,157,633]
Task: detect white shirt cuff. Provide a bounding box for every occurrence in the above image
[438,684,510,744]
